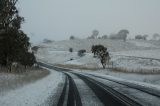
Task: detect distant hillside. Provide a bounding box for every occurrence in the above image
[37,39,160,52]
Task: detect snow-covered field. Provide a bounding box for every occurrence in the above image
[112,49,160,59]
[36,39,160,85]
[111,55,160,72]
[37,49,160,73]
[0,69,64,106]
[128,40,159,48]
[37,49,79,64]
[37,39,160,73]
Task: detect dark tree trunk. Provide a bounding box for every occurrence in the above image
[9,65,12,72]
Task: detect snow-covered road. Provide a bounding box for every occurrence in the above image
[40,63,160,106]
[67,73,104,106]
[80,72,160,106]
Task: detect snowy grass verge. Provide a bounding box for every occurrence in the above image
[0,69,64,106]
[76,70,160,90]
[0,68,50,94]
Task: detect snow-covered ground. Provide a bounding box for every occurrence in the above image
[34,39,160,72]
[0,69,64,106]
[128,40,159,48]
[75,69,160,85]
[47,51,160,74]
[111,55,160,72]
[0,69,50,94]
[35,39,160,85]
[112,49,160,59]
[37,49,79,64]
[1,39,160,105]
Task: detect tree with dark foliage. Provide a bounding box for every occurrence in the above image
[91,44,110,69]
[91,45,107,57]
[0,0,36,71]
[20,52,36,68]
[78,49,86,57]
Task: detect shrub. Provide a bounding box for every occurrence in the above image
[43,39,53,43]
[91,45,107,57]
[78,49,86,57]
[69,48,73,52]
[135,35,148,40]
[70,35,75,40]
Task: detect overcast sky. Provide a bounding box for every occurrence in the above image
[18,0,160,42]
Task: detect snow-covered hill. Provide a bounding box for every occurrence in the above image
[34,39,160,87]
[36,39,160,73]
[37,39,160,52]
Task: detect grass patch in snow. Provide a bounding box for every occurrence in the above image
[111,67,160,74]
[54,64,99,70]
[55,63,160,74]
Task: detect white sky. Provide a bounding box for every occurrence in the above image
[18,0,160,42]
